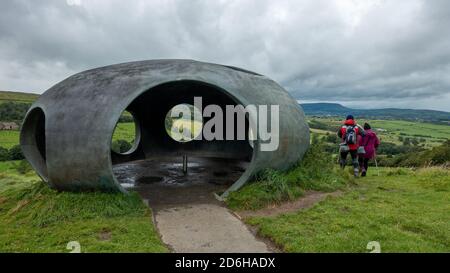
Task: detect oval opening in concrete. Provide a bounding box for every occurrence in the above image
[110,80,254,194]
[20,107,48,181]
[111,110,141,155]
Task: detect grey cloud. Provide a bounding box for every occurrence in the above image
[0,0,449,111]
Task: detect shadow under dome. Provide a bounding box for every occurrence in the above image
[110,80,254,188]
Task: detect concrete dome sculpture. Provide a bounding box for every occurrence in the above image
[20,60,310,197]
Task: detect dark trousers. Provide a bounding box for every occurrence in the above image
[340,150,359,169]
[359,157,370,172]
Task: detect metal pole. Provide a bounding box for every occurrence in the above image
[183,154,188,174]
[374,153,380,176]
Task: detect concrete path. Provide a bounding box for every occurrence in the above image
[154,204,270,253]
[115,158,271,253]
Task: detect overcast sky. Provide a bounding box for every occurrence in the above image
[1,0,449,111]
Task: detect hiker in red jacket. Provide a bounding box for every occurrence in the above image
[337,115,365,177]
[358,123,380,177]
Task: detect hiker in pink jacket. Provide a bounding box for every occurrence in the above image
[358,123,380,177]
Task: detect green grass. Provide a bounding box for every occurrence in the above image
[308,117,450,147]
[245,167,450,252]
[0,122,136,150]
[112,122,136,143]
[0,130,20,149]
[0,161,168,253]
[368,119,450,139]
[0,91,39,104]
[369,119,450,146]
[226,140,353,210]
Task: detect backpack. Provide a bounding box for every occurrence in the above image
[345,125,357,145]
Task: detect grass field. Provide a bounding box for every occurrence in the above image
[0,122,140,148]
[226,142,354,210]
[308,117,450,147]
[1,114,448,252]
[112,122,136,143]
[369,119,450,140]
[245,167,450,252]
[0,91,39,104]
[0,161,167,252]
[0,130,20,149]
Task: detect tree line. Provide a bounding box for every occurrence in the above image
[0,102,31,122]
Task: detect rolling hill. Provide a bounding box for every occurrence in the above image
[301,103,450,124]
[0,91,39,103]
[0,91,449,124]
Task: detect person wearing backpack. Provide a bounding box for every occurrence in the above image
[337,115,365,177]
[358,123,380,177]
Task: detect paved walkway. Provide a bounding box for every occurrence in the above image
[113,158,271,253]
[153,203,270,253]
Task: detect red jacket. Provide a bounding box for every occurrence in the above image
[338,119,363,151]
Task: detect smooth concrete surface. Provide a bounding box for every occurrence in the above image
[21,59,310,196]
[114,158,270,252]
[154,204,270,253]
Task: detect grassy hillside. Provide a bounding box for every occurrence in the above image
[0,130,20,149]
[226,135,449,252]
[245,167,450,252]
[0,91,39,124]
[226,140,354,210]
[0,161,167,252]
[0,91,39,104]
[368,119,450,140]
[0,121,448,252]
[301,103,450,124]
[308,117,450,147]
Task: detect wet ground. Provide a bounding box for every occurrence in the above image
[112,157,271,253]
[112,156,248,208]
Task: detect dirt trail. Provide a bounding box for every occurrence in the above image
[146,190,340,252]
[234,190,342,219]
[114,159,340,252]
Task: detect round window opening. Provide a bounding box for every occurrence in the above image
[165,104,203,142]
[111,110,140,154]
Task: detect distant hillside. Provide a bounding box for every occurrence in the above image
[0,91,39,123]
[301,103,450,124]
[0,91,39,103]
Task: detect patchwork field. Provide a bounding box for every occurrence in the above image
[308,117,450,147]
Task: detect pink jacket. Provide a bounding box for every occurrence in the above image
[359,129,380,159]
